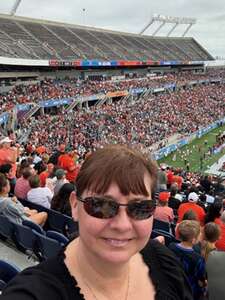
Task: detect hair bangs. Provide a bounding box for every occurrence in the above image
[76,145,157,198]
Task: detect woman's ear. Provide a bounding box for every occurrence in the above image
[70,191,78,221]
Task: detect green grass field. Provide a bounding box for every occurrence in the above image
[158,124,225,173]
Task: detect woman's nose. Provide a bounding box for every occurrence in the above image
[108,206,133,232]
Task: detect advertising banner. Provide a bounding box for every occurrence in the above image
[39,98,73,108]
[106,90,128,98]
[0,112,9,125]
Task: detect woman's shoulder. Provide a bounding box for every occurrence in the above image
[141,240,193,300]
[1,253,83,300]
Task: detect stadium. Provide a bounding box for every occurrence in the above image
[0,1,225,299]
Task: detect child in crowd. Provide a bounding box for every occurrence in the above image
[169,220,207,300]
[194,222,221,261]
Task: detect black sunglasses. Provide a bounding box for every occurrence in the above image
[77,196,156,220]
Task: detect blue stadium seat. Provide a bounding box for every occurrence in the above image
[0,260,20,290]
[46,230,69,245]
[18,198,78,237]
[22,219,45,235]
[0,215,14,240]
[151,229,179,246]
[18,199,49,213]
[13,222,37,254]
[153,218,170,232]
[33,230,63,261]
[47,209,78,238]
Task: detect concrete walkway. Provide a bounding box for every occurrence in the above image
[0,240,38,270]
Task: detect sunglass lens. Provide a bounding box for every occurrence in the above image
[127,200,156,220]
[84,197,118,219]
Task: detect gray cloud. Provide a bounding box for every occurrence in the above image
[0,0,224,57]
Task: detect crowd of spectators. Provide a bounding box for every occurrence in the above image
[0,134,224,299]
[19,82,225,159]
[1,68,225,115]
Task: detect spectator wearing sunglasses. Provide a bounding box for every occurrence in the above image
[1,145,192,300]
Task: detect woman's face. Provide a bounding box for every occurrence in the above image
[71,173,154,265]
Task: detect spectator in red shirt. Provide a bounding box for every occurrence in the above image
[178,192,206,225]
[166,167,174,189]
[171,169,183,191]
[39,163,54,187]
[154,191,174,223]
[58,147,80,183]
[215,211,225,251]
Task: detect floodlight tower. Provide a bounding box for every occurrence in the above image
[10,0,22,16]
[139,14,196,37]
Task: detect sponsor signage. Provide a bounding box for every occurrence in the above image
[0,112,9,125]
[106,90,128,98]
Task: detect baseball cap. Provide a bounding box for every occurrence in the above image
[0,137,12,144]
[159,191,171,202]
[188,192,199,202]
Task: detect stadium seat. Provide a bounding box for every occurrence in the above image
[151,229,179,246]
[18,199,49,213]
[47,209,78,238]
[33,230,63,261]
[46,230,69,245]
[22,219,45,235]
[18,199,78,236]
[0,260,20,291]
[0,215,14,241]
[13,222,37,255]
[153,218,170,232]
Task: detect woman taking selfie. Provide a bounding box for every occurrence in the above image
[1,145,192,300]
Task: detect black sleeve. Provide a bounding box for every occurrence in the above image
[0,268,69,300]
[142,240,193,300]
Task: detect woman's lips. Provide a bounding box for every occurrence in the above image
[103,238,132,247]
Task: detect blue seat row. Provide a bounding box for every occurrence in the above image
[18,198,79,238]
[0,260,20,291]
[0,214,69,261]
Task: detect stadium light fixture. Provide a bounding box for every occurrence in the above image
[10,0,22,16]
[139,14,197,37]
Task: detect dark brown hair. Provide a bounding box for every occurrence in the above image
[22,168,33,180]
[204,222,221,243]
[0,173,8,193]
[29,175,40,188]
[76,145,158,198]
[182,209,198,221]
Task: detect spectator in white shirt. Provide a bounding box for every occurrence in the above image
[27,175,53,209]
[53,169,69,196]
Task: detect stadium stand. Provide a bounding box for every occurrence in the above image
[0,14,213,61]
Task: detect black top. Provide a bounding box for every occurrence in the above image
[169,243,206,300]
[1,240,193,300]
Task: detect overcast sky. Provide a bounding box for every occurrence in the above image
[0,0,224,58]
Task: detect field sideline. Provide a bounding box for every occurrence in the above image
[158,124,225,173]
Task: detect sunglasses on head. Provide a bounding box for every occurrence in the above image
[77,196,156,220]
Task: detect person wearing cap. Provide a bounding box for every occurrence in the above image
[0,136,19,182]
[178,192,206,225]
[154,191,174,223]
[53,168,69,196]
[58,147,80,183]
